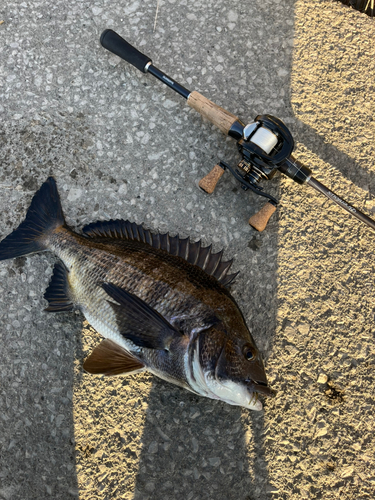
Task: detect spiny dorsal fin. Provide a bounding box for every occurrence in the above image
[44,261,74,312]
[82,219,237,287]
[83,339,144,376]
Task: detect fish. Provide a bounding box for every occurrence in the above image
[0,177,275,410]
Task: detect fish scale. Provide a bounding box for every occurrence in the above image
[0,177,275,410]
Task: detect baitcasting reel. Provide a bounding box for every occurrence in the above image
[198,114,312,230]
[100,29,375,233]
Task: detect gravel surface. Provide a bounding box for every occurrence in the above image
[0,1,374,499]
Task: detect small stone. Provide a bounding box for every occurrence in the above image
[145,482,155,492]
[341,466,354,478]
[118,183,128,195]
[298,323,310,335]
[315,421,328,437]
[316,428,328,437]
[277,68,289,77]
[55,414,65,427]
[306,405,317,422]
[148,441,158,454]
[190,411,200,419]
[266,485,279,493]
[191,437,199,453]
[67,188,83,202]
[317,373,328,384]
[284,326,295,341]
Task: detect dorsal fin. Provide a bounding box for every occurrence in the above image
[82,219,237,287]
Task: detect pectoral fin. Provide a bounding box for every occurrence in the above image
[102,282,182,350]
[83,339,144,376]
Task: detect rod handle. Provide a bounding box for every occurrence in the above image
[199,164,226,194]
[248,202,277,232]
[187,91,241,136]
[100,29,151,73]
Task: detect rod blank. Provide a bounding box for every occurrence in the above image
[307,177,375,232]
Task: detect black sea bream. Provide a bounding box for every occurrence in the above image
[0,178,274,410]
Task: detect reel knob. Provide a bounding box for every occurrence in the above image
[198,163,226,194]
[248,202,277,232]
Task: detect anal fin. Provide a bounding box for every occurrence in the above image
[44,261,74,312]
[83,339,145,376]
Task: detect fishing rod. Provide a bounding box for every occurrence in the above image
[100,29,375,233]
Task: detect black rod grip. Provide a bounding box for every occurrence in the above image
[100,29,152,73]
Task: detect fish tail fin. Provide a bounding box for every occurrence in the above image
[0,177,65,261]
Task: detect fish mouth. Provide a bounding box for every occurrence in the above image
[250,381,277,398]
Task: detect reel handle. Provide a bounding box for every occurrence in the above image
[100,29,151,73]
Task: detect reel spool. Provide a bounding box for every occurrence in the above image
[247,127,278,154]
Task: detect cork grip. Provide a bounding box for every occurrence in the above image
[199,164,226,194]
[248,202,277,232]
[187,91,239,135]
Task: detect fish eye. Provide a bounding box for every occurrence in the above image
[243,345,256,361]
